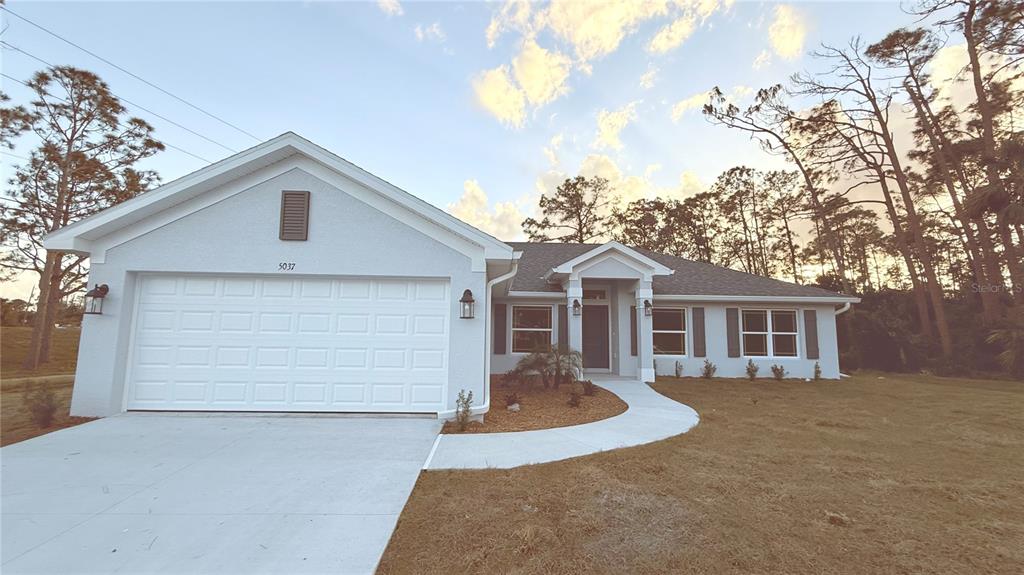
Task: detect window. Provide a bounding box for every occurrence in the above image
[653,308,686,355]
[512,306,552,353]
[582,289,607,300]
[742,309,798,357]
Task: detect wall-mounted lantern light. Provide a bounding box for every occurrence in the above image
[459,289,475,319]
[572,299,582,316]
[643,299,653,317]
[83,284,110,315]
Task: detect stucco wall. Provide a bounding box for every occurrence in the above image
[650,303,841,379]
[490,299,842,380]
[71,164,486,416]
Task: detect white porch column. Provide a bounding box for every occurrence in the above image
[635,283,655,382]
[566,278,583,353]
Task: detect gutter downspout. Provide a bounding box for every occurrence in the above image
[436,253,520,420]
[473,254,521,416]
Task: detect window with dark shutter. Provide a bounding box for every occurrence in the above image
[279,191,310,241]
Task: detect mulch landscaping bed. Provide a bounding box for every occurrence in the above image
[442,379,628,434]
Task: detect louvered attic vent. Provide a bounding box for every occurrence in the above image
[279,190,310,241]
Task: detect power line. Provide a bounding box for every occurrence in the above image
[1,41,237,153]
[0,71,213,163]
[0,5,262,142]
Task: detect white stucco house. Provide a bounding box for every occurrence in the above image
[45,133,858,419]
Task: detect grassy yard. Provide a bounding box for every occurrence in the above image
[2,326,81,379]
[1,326,91,446]
[379,373,1024,574]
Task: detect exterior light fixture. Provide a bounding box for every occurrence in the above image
[83,284,110,315]
[572,299,582,316]
[459,289,475,319]
[643,299,653,317]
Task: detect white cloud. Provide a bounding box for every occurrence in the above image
[486,0,534,49]
[415,22,447,43]
[593,101,640,150]
[545,0,670,64]
[671,85,751,121]
[671,90,711,122]
[476,0,732,128]
[752,49,771,70]
[644,163,662,179]
[731,85,753,100]
[447,180,527,240]
[512,39,573,106]
[768,5,806,60]
[376,0,403,17]
[543,133,564,167]
[639,64,659,89]
[472,66,526,128]
[647,14,696,54]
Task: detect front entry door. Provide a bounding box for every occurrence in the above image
[582,305,610,369]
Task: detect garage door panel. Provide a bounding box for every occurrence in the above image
[127,275,449,412]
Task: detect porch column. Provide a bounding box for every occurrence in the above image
[566,278,583,354]
[635,284,655,382]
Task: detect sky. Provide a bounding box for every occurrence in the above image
[0,1,941,299]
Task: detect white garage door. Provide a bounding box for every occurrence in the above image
[126,274,450,412]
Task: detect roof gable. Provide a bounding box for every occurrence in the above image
[44,133,513,267]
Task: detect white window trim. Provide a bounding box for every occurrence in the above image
[653,307,688,356]
[741,308,800,359]
[510,304,554,353]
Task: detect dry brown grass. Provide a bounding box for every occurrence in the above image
[1,326,81,379]
[443,379,627,434]
[379,373,1024,575]
[1,375,93,447]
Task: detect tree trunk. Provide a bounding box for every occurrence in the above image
[22,252,59,370]
[906,82,1003,321]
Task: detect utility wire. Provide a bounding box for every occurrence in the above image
[2,41,237,153]
[0,71,213,163]
[0,5,262,142]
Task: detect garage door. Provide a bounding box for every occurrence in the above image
[126,274,450,412]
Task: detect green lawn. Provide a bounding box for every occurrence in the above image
[1,326,81,379]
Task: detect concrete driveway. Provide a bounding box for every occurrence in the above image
[1,414,441,574]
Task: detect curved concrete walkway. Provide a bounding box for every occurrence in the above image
[424,377,699,470]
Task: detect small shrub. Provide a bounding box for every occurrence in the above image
[674,360,683,378]
[701,359,717,379]
[567,388,582,408]
[24,387,59,429]
[580,379,596,396]
[814,361,822,381]
[505,392,521,407]
[455,389,474,431]
[745,359,759,380]
[770,364,787,380]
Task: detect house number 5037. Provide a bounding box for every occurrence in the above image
[278,262,296,271]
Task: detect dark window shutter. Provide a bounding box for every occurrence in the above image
[726,307,740,357]
[557,305,568,351]
[692,307,706,357]
[280,191,310,241]
[630,306,637,356]
[493,303,507,355]
[804,309,819,359]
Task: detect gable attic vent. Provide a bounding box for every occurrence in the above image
[279,190,310,241]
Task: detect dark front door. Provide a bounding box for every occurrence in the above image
[582,305,610,369]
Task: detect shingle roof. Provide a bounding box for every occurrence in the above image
[506,242,848,299]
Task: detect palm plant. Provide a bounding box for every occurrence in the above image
[545,345,583,389]
[986,314,1024,377]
